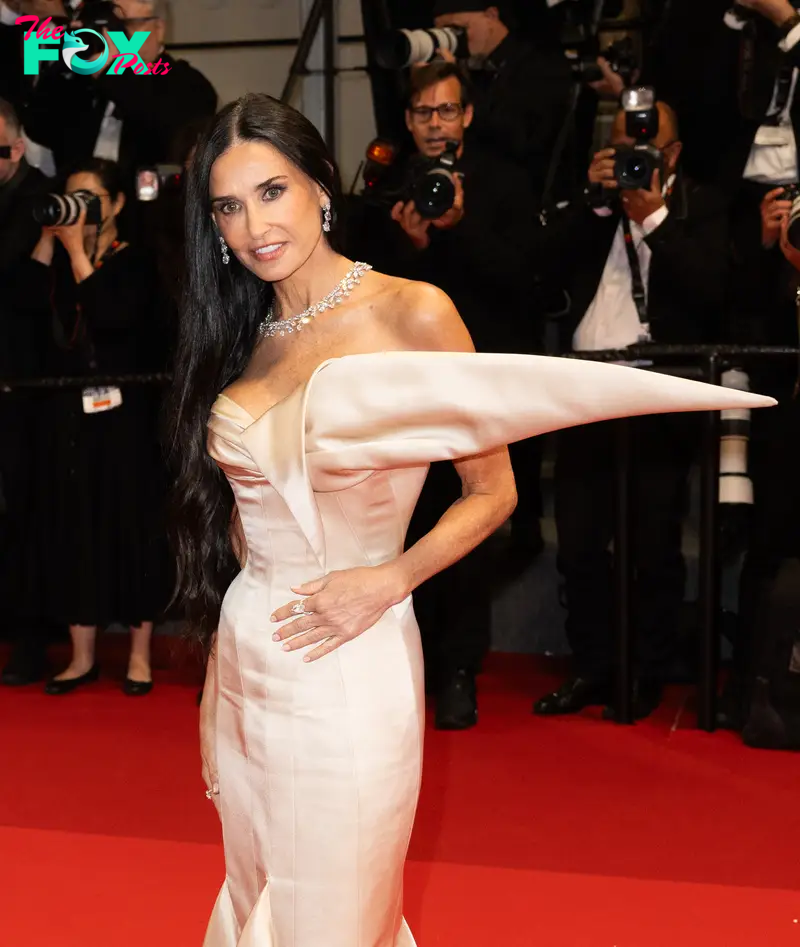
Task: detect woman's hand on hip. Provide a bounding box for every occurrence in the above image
[271,564,410,662]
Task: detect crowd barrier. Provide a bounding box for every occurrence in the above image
[3,344,800,730]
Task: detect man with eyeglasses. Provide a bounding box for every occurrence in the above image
[380,61,545,730]
[431,0,571,198]
[21,0,216,204]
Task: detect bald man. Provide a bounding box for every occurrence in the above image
[532,98,732,721]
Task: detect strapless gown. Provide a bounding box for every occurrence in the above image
[203,352,774,947]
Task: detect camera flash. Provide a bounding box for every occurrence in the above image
[621,86,655,111]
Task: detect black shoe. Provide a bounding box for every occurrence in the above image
[533,676,612,716]
[123,678,153,697]
[44,665,100,695]
[1,648,47,686]
[602,679,663,722]
[435,669,478,730]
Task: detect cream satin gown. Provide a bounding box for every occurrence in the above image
[203,351,773,947]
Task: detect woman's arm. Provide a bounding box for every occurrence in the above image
[270,284,517,662]
[387,283,517,593]
[200,638,219,807]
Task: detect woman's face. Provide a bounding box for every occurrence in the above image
[65,171,124,231]
[209,140,328,281]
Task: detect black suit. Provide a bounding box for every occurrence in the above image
[552,176,729,682]
[465,33,573,196]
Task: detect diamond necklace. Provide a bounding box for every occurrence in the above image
[258,261,373,339]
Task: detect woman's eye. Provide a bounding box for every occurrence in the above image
[264,186,284,201]
[220,201,238,215]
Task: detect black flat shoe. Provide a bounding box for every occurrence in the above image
[533,676,612,716]
[435,669,478,730]
[123,678,153,697]
[44,665,100,695]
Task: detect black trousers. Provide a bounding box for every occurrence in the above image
[508,437,543,532]
[406,461,492,679]
[554,414,699,681]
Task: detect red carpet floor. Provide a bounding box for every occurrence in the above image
[2,654,800,946]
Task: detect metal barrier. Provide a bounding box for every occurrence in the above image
[3,344,800,730]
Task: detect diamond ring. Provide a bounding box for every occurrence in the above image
[205,786,220,800]
[291,601,308,615]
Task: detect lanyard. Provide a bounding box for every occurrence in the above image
[620,214,648,325]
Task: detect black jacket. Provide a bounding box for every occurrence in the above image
[465,32,572,195]
[646,0,800,188]
[551,173,731,352]
[22,54,217,184]
[0,159,50,377]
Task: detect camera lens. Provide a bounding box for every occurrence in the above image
[412,169,456,220]
[375,27,465,69]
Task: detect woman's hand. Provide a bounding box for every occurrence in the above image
[761,187,792,249]
[51,202,89,257]
[31,228,57,266]
[199,689,220,815]
[271,564,410,662]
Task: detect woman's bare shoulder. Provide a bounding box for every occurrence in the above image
[367,273,474,352]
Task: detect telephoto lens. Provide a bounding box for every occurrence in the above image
[375,27,468,69]
[32,190,102,227]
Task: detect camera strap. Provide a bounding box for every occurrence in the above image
[621,213,648,325]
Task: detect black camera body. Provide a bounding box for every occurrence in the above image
[362,140,460,221]
[614,88,663,191]
[32,189,102,227]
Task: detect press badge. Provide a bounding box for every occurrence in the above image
[82,386,123,414]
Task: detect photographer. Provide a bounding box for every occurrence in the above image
[22,0,216,208]
[721,183,800,738]
[431,1,572,195]
[0,96,51,686]
[7,157,170,696]
[367,61,544,729]
[533,98,731,721]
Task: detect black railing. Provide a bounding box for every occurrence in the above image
[3,343,799,731]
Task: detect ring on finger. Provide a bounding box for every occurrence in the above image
[291,600,312,616]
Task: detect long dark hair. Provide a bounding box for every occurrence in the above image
[166,93,344,647]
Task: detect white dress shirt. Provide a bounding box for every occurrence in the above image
[573,186,672,352]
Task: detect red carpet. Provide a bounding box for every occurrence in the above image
[2,654,800,945]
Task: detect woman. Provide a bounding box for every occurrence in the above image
[15,157,169,696]
[169,94,773,946]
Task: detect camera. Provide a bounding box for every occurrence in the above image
[613,87,663,190]
[362,139,460,220]
[135,164,184,201]
[567,37,638,87]
[375,27,468,70]
[32,190,102,227]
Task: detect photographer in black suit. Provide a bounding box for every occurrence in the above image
[356,62,542,728]
[533,99,731,720]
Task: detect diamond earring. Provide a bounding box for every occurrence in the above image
[322,201,332,233]
[219,234,230,265]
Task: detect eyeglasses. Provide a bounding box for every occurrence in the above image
[409,103,464,123]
